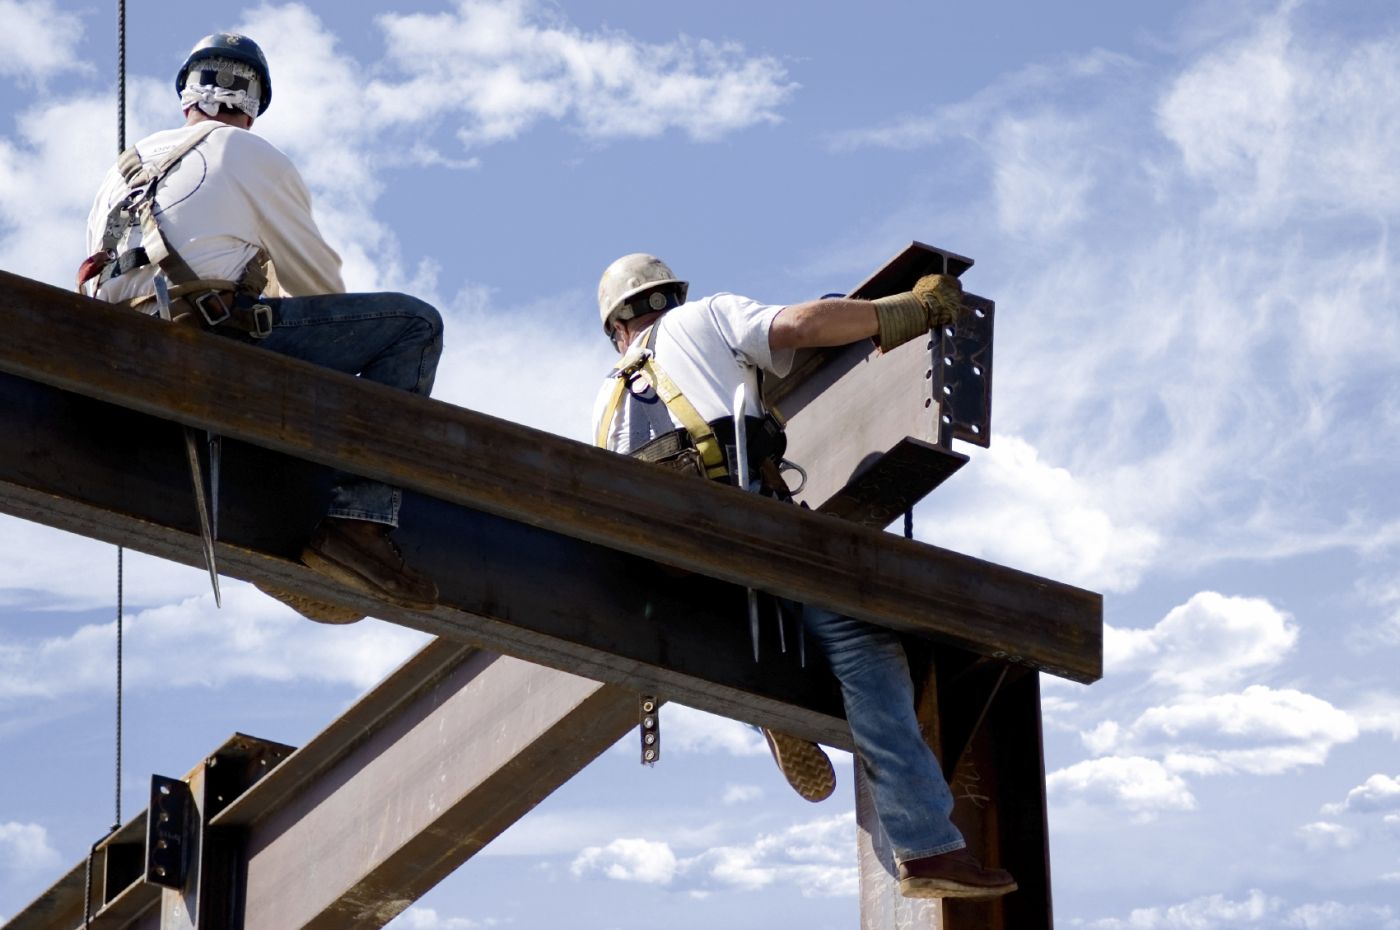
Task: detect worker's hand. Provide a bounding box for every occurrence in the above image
[911,274,965,328]
[871,274,967,352]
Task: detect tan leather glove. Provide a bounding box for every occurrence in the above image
[872,273,965,351]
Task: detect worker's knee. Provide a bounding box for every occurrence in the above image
[383,293,443,341]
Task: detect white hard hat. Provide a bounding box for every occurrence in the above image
[597,253,688,334]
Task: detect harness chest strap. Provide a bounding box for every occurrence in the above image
[595,324,730,480]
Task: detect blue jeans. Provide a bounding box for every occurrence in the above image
[230,291,443,526]
[800,603,966,863]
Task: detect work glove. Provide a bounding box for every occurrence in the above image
[872,273,966,351]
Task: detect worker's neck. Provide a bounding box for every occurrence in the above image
[184,108,254,131]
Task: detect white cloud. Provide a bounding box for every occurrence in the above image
[1296,821,1358,852]
[1073,889,1400,930]
[1157,8,1400,225]
[722,784,763,805]
[571,837,678,884]
[0,0,84,83]
[386,907,506,930]
[915,435,1160,593]
[1047,756,1196,818]
[1132,686,1358,776]
[659,705,767,758]
[566,814,857,898]
[1328,774,1400,813]
[0,821,60,872]
[1105,592,1297,692]
[368,0,795,146]
[685,813,856,897]
[0,581,429,701]
[1286,901,1400,930]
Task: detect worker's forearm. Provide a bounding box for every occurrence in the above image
[768,299,878,351]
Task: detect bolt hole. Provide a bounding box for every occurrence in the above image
[970,424,981,434]
[159,785,171,796]
[972,365,982,376]
[941,414,952,424]
[974,307,986,318]
[943,356,953,366]
[942,385,952,396]
[924,369,932,380]
[923,398,932,409]
[944,326,955,338]
[155,867,166,878]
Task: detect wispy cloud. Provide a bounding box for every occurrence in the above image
[0,821,61,873]
[0,582,428,702]
[1069,888,1400,929]
[368,0,795,145]
[0,0,85,84]
[570,813,858,898]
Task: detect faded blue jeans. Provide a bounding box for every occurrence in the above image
[227,291,443,527]
[800,603,967,863]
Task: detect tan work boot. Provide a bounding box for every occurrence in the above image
[300,518,438,610]
[762,728,835,802]
[255,581,365,625]
[898,848,1017,899]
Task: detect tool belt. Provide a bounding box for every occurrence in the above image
[632,414,789,493]
[120,282,274,338]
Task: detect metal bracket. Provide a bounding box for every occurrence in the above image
[145,774,194,889]
[936,293,994,448]
[639,695,660,765]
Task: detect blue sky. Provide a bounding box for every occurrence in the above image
[2,0,1399,927]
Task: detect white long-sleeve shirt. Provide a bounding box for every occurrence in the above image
[85,122,344,302]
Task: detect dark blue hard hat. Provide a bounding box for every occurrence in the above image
[176,33,272,115]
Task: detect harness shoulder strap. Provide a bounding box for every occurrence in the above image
[130,122,226,287]
[596,324,732,480]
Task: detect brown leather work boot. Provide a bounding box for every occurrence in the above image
[762,728,836,802]
[898,848,1017,899]
[300,518,438,610]
[254,581,365,625]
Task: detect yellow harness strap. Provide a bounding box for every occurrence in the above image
[596,324,730,480]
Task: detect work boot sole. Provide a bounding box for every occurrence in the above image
[763,729,836,802]
[255,582,365,625]
[301,546,437,611]
[898,876,1018,900]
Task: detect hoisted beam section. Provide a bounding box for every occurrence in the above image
[0,269,1102,689]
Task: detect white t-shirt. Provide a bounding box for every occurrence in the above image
[85,122,345,303]
[592,292,797,454]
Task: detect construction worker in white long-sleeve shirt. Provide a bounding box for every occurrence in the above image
[82,33,442,619]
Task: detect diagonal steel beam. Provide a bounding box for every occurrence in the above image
[2,641,637,930]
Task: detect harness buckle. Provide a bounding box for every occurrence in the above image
[249,303,274,339]
[193,291,232,328]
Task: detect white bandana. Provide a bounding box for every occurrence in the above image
[180,56,261,119]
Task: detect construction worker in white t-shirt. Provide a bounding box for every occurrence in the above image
[82,34,440,619]
[592,253,1016,900]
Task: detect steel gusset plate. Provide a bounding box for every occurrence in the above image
[936,294,994,448]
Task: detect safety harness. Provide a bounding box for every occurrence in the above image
[77,121,272,336]
[595,322,790,489]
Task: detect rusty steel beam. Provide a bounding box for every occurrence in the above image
[856,649,1052,930]
[0,375,850,745]
[0,270,1101,683]
[4,640,637,930]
